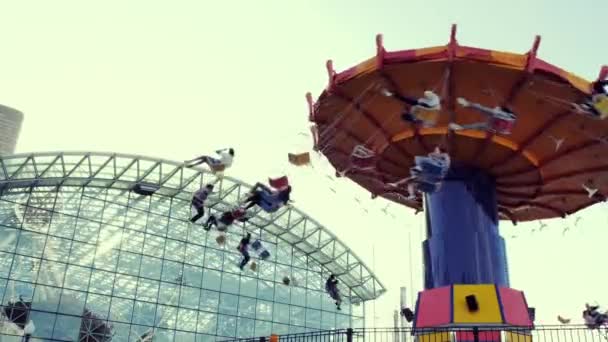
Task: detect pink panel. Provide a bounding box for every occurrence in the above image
[415,286,452,328]
[498,287,532,326]
[456,331,501,342]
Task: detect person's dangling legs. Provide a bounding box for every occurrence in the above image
[448,122,490,131]
[190,200,206,223]
[243,191,263,210]
[239,248,251,270]
[249,182,273,194]
[381,89,419,106]
[401,109,423,125]
[452,97,496,132]
[329,288,342,310]
[204,215,217,231]
[184,156,210,168]
[406,182,417,200]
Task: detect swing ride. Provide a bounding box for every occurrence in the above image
[306,24,607,336]
[307,25,608,223]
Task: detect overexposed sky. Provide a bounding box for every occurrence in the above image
[1,0,607,328]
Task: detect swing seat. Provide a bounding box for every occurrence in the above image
[350,145,377,169]
[252,239,263,251]
[259,250,271,260]
[351,145,375,158]
[269,176,289,190]
[282,276,291,285]
[490,117,515,135]
[415,156,448,178]
[411,106,440,124]
[209,163,226,173]
[351,155,377,169]
[417,181,440,194]
[258,194,282,213]
[250,262,257,271]
[288,152,311,166]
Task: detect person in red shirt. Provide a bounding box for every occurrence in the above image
[204,207,249,231]
[450,97,517,135]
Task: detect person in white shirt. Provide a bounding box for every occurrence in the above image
[382,89,442,127]
[184,148,234,170]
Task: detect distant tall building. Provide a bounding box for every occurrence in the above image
[0,104,24,155]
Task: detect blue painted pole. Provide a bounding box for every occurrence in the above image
[422,166,509,289]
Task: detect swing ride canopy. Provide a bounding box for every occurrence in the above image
[307,25,608,223]
[0,151,386,303]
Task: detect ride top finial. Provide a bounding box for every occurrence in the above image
[376,34,384,52]
[305,92,314,122]
[326,60,336,89]
[448,24,458,60]
[450,24,458,45]
[375,34,385,68]
[526,35,541,72]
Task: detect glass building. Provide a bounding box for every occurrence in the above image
[0,152,385,341]
[0,105,24,156]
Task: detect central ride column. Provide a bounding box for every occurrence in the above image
[422,166,509,289]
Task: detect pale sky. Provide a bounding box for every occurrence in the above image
[1,0,607,329]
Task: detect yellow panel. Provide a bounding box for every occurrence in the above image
[505,332,532,342]
[563,72,592,94]
[490,51,527,68]
[351,57,377,78]
[415,46,447,57]
[453,284,503,324]
[418,332,452,342]
[389,128,540,167]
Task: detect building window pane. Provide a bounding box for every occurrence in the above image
[236,317,255,338]
[254,320,271,337]
[202,269,221,291]
[177,308,199,332]
[221,272,239,294]
[32,285,61,312]
[239,276,257,298]
[238,297,256,319]
[217,314,236,338]
[139,255,162,280]
[180,285,200,310]
[58,289,86,315]
[53,315,81,341]
[199,290,219,312]
[256,300,272,321]
[197,312,217,334]
[273,303,290,324]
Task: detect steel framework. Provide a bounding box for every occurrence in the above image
[0,152,386,303]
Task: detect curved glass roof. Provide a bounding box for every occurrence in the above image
[0,152,386,303]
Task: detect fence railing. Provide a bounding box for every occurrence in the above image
[220,325,608,342]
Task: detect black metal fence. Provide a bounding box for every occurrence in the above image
[220,326,608,342]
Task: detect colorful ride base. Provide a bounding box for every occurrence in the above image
[306,24,607,298]
[414,284,533,342]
